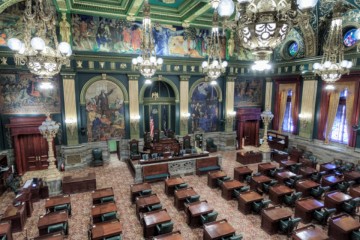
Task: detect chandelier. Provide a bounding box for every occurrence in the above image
[7,0,72,81]
[215,0,318,71]
[201,10,228,83]
[132,0,163,85]
[313,7,352,87]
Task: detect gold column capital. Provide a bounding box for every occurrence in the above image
[226,76,236,82]
[60,73,76,79]
[180,75,190,81]
[128,74,140,81]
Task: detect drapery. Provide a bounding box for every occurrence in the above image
[278,83,297,133]
[324,91,340,144]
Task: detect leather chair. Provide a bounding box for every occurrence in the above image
[352,230,360,240]
[269,168,283,178]
[284,175,302,189]
[156,221,173,235]
[101,196,115,204]
[200,211,218,224]
[233,186,250,199]
[284,192,302,207]
[175,183,188,190]
[92,148,103,167]
[339,162,354,172]
[185,195,200,204]
[206,138,217,153]
[290,163,303,174]
[279,217,301,236]
[336,180,355,193]
[221,234,243,240]
[0,235,6,240]
[139,189,152,196]
[103,235,122,240]
[146,203,162,212]
[54,203,72,215]
[310,186,330,199]
[129,139,141,160]
[311,171,326,183]
[47,222,67,235]
[262,180,278,193]
[217,176,231,187]
[313,208,336,225]
[342,197,360,215]
[252,199,271,214]
[183,135,192,153]
[101,211,117,222]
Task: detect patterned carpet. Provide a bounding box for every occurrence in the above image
[0,148,322,240]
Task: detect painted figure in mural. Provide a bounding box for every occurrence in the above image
[59,13,71,43]
[96,88,115,115]
[153,24,184,56]
[228,31,234,57]
[121,26,132,51]
[131,25,142,51]
[96,21,111,50]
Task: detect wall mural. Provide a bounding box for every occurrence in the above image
[0,74,60,114]
[71,14,214,58]
[85,80,125,142]
[234,77,263,108]
[0,3,25,47]
[190,82,219,132]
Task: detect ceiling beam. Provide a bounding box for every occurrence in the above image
[182,2,211,23]
[127,0,144,16]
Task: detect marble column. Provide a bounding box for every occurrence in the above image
[264,77,273,110]
[128,74,141,140]
[62,73,78,145]
[180,75,190,136]
[299,75,318,139]
[225,76,236,132]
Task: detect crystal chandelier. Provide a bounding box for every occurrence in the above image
[201,10,228,83]
[313,7,352,87]
[215,0,318,71]
[7,0,72,81]
[132,0,163,85]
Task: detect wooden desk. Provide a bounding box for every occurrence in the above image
[299,167,318,179]
[185,201,213,227]
[269,184,293,205]
[1,203,26,232]
[91,220,122,240]
[328,214,360,240]
[13,189,33,217]
[233,166,253,182]
[221,180,245,200]
[92,188,114,204]
[324,191,352,213]
[62,173,96,194]
[320,163,337,173]
[136,194,161,219]
[45,195,71,215]
[153,231,183,240]
[271,150,289,163]
[236,152,262,164]
[275,171,297,184]
[203,219,235,240]
[292,225,329,240]
[280,160,297,170]
[38,211,68,236]
[174,187,198,210]
[344,171,360,182]
[130,182,151,203]
[91,202,117,223]
[0,221,12,240]
[238,190,263,214]
[295,198,324,223]
[33,232,64,240]
[295,180,320,198]
[165,178,185,195]
[349,185,360,198]
[261,207,292,235]
[321,175,344,189]
[143,209,171,238]
[207,171,227,188]
[250,175,272,192]
[258,163,277,175]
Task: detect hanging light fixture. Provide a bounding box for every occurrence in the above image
[7,0,72,83]
[132,0,163,84]
[202,10,228,82]
[313,4,352,87]
[214,0,318,71]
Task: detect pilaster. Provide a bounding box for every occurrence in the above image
[180,75,190,136]
[264,77,273,109]
[128,74,141,139]
[225,76,236,132]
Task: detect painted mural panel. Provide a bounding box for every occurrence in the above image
[0,3,25,47]
[190,82,219,132]
[85,80,125,142]
[234,78,263,108]
[0,74,61,114]
[71,14,213,58]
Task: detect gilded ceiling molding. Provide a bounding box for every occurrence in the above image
[139,76,180,104]
[188,78,223,103]
[0,0,23,14]
[298,23,317,57]
[79,74,129,105]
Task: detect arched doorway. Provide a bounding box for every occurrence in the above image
[143,81,176,134]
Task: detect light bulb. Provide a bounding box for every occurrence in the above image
[341,60,348,68]
[137,56,143,63]
[297,0,318,10]
[213,60,219,66]
[210,80,217,85]
[30,37,45,51]
[347,61,353,68]
[18,42,25,54]
[218,0,235,17]
[144,79,152,84]
[132,58,138,64]
[150,56,156,63]
[7,38,22,51]
[157,58,163,65]
[313,63,321,70]
[58,42,71,55]
[222,61,228,67]
[324,61,331,68]
[202,61,208,68]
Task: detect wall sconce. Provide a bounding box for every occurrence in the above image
[226,111,236,124]
[130,115,141,131]
[65,118,77,136]
[181,113,191,127]
[299,113,312,128]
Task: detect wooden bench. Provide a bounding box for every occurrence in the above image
[142,164,169,182]
[196,157,220,175]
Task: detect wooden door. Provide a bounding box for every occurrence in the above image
[20,134,49,171]
[243,121,258,146]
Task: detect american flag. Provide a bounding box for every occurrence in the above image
[150,116,154,138]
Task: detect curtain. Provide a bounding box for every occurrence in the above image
[278,90,288,133]
[345,91,355,138]
[325,91,340,144]
[278,83,297,133]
